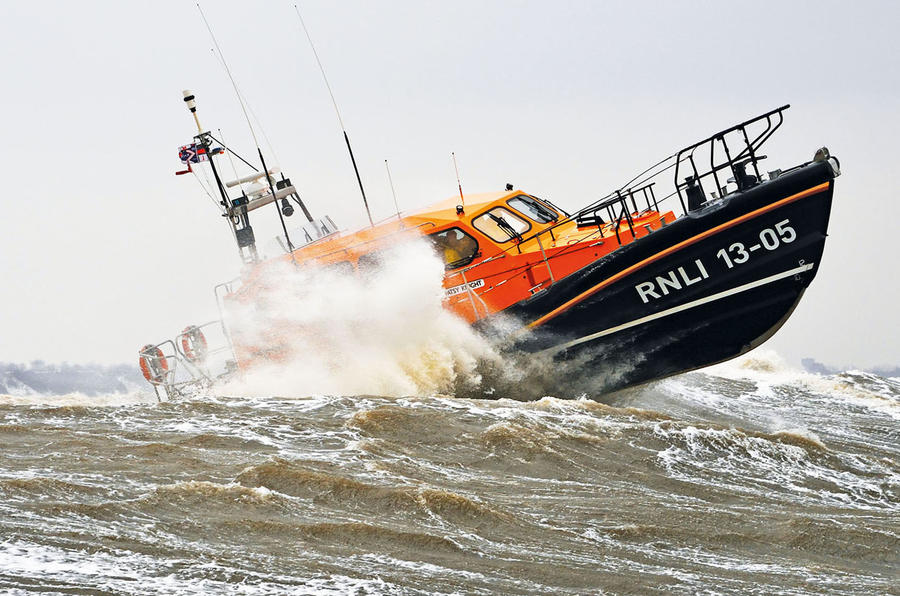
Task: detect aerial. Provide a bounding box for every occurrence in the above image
[1,1,897,594]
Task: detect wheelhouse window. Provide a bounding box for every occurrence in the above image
[429,227,479,269]
[507,194,558,224]
[472,207,531,243]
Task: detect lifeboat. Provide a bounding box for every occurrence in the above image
[140,100,839,399]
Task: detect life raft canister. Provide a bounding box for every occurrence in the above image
[181,325,208,364]
[139,344,168,385]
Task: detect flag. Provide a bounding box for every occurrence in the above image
[178,143,224,164]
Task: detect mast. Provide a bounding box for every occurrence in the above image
[183,90,258,262]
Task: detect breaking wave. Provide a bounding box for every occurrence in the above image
[0,391,155,407]
[235,458,514,526]
[704,349,900,420]
[219,240,499,397]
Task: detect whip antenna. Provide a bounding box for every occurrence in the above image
[294,4,375,228]
[196,3,296,254]
[197,6,259,153]
[452,152,465,210]
[208,46,315,225]
[208,48,282,167]
[218,127,245,195]
[385,159,401,221]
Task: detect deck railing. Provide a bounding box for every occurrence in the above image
[453,105,794,305]
[673,104,788,212]
[515,105,792,252]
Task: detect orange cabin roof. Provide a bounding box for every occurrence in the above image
[400,191,515,227]
[252,189,521,270]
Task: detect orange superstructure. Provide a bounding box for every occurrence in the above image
[225,189,674,367]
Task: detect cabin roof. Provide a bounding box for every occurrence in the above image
[239,189,522,285]
[400,190,516,227]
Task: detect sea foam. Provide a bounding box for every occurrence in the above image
[218,239,499,397]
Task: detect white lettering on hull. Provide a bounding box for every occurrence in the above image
[545,262,815,355]
[635,259,710,303]
[445,279,484,297]
[635,218,798,304]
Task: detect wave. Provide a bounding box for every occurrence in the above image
[521,395,672,421]
[653,421,826,461]
[0,391,156,408]
[235,458,513,526]
[479,422,557,455]
[295,521,465,555]
[148,480,278,506]
[650,417,899,510]
[119,441,186,457]
[0,423,30,433]
[343,397,637,462]
[176,432,277,452]
[237,458,418,509]
[0,476,107,501]
[769,429,828,451]
[345,405,428,436]
[775,516,900,560]
[344,404,475,448]
[417,488,513,522]
[40,480,289,523]
[703,351,900,417]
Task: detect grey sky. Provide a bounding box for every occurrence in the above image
[0,0,897,367]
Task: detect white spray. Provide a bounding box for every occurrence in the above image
[218,239,500,397]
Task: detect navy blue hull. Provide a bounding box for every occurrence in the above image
[498,160,836,393]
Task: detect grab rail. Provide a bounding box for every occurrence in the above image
[451,105,793,285]
[674,104,788,211]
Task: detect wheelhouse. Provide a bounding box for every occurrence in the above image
[224,185,673,331]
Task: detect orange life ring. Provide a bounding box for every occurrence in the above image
[181,325,208,363]
[139,344,168,385]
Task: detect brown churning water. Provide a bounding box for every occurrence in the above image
[0,352,897,594]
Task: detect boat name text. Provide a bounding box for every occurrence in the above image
[715,219,796,269]
[634,219,797,304]
[635,259,710,304]
[445,279,485,297]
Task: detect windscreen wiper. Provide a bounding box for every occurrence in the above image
[536,204,558,222]
[490,213,523,242]
[531,195,564,220]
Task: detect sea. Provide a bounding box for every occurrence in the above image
[1,350,897,595]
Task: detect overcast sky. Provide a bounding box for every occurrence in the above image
[0,0,897,368]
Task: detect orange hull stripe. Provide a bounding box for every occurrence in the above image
[526,181,831,329]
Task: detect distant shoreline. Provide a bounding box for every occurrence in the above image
[801,358,900,378]
[0,361,144,396]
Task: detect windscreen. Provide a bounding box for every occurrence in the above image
[473,207,531,243]
[507,195,557,223]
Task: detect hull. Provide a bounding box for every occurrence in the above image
[501,160,836,392]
